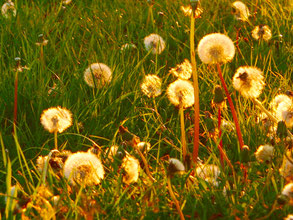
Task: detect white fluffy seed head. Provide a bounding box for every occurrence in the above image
[232,1,250,21]
[144,33,166,55]
[166,79,194,108]
[84,63,112,88]
[63,152,105,186]
[140,74,162,98]
[254,144,274,163]
[121,155,140,185]
[197,33,235,64]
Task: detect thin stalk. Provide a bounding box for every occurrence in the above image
[216,63,244,149]
[179,103,187,163]
[13,70,18,134]
[190,10,200,164]
[167,177,185,220]
[54,130,58,149]
[217,108,224,168]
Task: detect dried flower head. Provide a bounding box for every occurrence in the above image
[275,101,293,128]
[121,155,140,185]
[144,33,166,55]
[84,63,112,88]
[196,164,220,187]
[63,151,105,185]
[280,151,293,179]
[40,106,72,133]
[140,74,162,98]
[232,1,250,21]
[252,25,272,41]
[169,59,192,80]
[1,1,16,18]
[197,33,235,64]
[180,5,203,18]
[232,66,265,99]
[166,79,194,108]
[254,144,274,163]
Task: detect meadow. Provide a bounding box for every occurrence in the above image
[1,0,293,219]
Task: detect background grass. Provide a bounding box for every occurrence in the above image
[0,0,293,219]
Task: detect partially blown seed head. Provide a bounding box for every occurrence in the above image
[252,25,272,41]
[121,155,140,185]
[232,1,250,21]
[140,74,162,98]
[169,59,192,80]
[232,66,265,99]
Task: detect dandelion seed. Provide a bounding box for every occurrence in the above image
[84,63,112,88]
[40,106,72,133]
[166,79,194,108]
[144,33,166,55]
[1,1,16,18]
[121,155,140,185]
[196,164,220,187]
[254,144,274,163]
[280,151,293,179]
[270,94,292,111]
[63,151,105,185]
[180,5,203,18]
[140,74,162,98]
[197,33,235,64]
[252,25,272,41]
[232,1,250,21]
[232,66,265,99]
[169,59,192,80]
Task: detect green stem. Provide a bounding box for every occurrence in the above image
[190,10,200,165]
[54,130,58,149]
[13,70,18,134]
[217,63,244,149]
[179,103,187,163]
[167,177,185,220]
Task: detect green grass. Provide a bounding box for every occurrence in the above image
[1,0,293,219]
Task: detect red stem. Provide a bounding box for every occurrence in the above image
[217,108,224,168]
[216,63,244,149]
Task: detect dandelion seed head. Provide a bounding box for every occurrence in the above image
[232,1,250,21]
[84,63,112,88]
[144,33,166,55]
[121,155,140,185]
[197,33,235,64]
[40,106,72,133]
[284,214,293,220]
[140,74,162,98]
[63,152,105,185]
[168,158,185,176]
[1,1,16,18]
[36,155,48,172]
[62,0,72,5]
[137,142,151,152]
[276,102,293,128]
[252,25,272,41]
[169,59,192,80]
[254,144,274,163]
[196,164,220,186]
[232,66,265,99]
[166,79,194,108]
[282,183,293,198]
[280,151,293,179]
[270,94,292,111]
[120,43,136,51]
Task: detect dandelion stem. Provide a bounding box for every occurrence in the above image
[13,70,18,134]
[54,130,58,149]
[179,103,187,164]
[190,10,200,165]
[167,176,185,220]
[217,108,224,168]
[216,63,244,149]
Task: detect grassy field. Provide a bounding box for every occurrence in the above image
[1,0,293,219]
